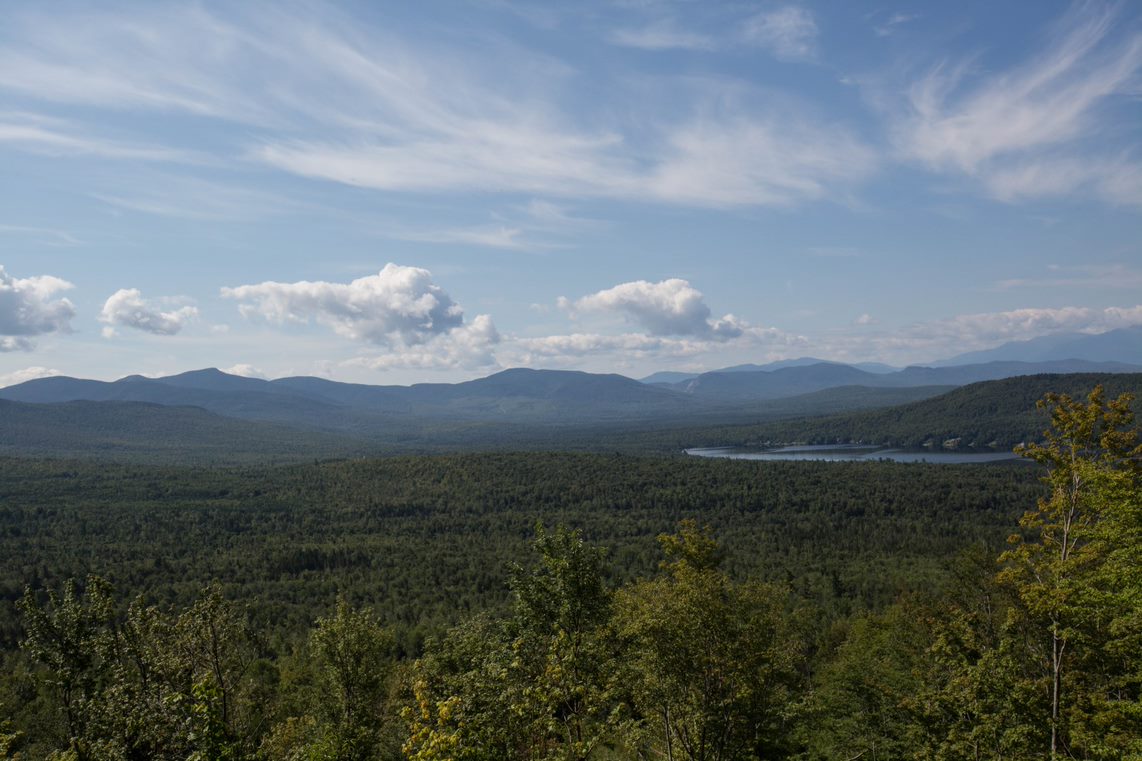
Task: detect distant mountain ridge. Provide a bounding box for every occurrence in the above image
[641,324,1142,383]
[698,373,1142,451]
[0,368,706,430]
[5,360,1141,432]
[930,325,1142,366]
[2,366,1138,461]
[659,359,1142,401]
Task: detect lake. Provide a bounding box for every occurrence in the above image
[685,444,1024,464]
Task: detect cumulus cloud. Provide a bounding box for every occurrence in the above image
[223,264,499,369]
[0,265,75,351]
[503,324,806,369]
[0,365,61,387]
[99,289,197,336]
[564,278,763,340]
[347,315,500,371]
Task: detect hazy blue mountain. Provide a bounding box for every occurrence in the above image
[641,357,899,384]
[673,363,880,400]
[0,372,362,430]
[888,359,1142,386]
[705,373,1142,450]
[0,367,702,427]
[664,359,1142,401]
[7,361,1140,449]
[851,362,901,374]
[0,398,365,462]
[931,325,1142,366]
[638,371,701,385]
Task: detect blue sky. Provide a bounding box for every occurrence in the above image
[1,0,1140,385]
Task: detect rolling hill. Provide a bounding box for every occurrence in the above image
[686,373,1142,451]
[0,398,367,463]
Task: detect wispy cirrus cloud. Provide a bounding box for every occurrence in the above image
[872,12,919,38]
[0,224,80,246]
[0,4,871,210]
[91,174,298,221]
[391,226,530,250]
[609,20,715,52]
[740,6,818,61]
[995,263,1142,291]
[0,113,195,162]
[893,3,1142,205]
[610,5,819,60]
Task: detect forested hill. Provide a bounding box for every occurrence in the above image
[648,373,1142,451]
[0,398,370,463]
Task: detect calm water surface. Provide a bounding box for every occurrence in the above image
[685,444,1022,464]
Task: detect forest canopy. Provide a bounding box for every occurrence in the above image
[1,387,1139,759]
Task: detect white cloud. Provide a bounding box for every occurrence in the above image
[567,279,721,337]
[91,174,297,221]
[522,200,598,229]
[347,315,500,371]
[502,324,806,368]
[822,304,1142,365]
[566,278,774,340]
[223,364,267,379]
[854,313,876,325]
[894,5,1142,202]
[222,264,489,350]
[873,12,919,38]
[740,7,818,61]
[995,263,1142,291]
[0,113,194,162]
[0,224,80,246]
[99,289,198,336]
[0,265,75,351]
[647,118,876,207]
[392,226,530,250]
[983,157,1142,208]
[0,366,61,387]
[0,8,275,123]
[610,21,714,52]
[0,5,871,209]
[908,305,1142,346]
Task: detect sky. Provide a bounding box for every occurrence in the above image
[1,0,1140,386]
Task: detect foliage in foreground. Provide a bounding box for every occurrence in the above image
[2,387,1140,759]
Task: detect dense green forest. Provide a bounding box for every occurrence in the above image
[1,387,1139,758]
[0,453,1041,649]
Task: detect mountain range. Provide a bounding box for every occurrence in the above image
[640,325,1142,384]
[2,323,1141,461]
[0,355,1139,461]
